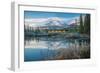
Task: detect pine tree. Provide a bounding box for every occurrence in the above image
[84,14,90,35]
[79,14,84,33]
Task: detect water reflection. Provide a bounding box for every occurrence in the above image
[24,36,90,61]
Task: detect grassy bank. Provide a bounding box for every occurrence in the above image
[47,45,90,60]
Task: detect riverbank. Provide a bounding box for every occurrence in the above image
[24,45,90,61]
[52,45,90,60]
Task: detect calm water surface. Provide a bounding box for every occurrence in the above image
[24,36,90,61]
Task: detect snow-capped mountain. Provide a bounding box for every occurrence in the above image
[24,17,80,30]
[45,17,67,27]
[67,16,80,25]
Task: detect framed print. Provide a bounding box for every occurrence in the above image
[11,1,96,71]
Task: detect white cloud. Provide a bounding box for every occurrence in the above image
[25,18,48,23]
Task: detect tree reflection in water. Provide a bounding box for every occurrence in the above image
[24,36,90,61]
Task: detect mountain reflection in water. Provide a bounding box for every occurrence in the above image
[24,36,90,61]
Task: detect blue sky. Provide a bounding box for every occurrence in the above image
[24,11,82,19]
[24,11,87,27]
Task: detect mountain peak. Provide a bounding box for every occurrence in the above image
[48,17,63,21]
[45,17,66,27]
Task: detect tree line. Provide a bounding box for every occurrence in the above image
[79,14,90,35]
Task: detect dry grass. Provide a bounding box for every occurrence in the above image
[48,45,90,60]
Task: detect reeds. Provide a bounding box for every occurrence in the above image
[44,45,90,60]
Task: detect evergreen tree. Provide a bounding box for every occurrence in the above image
[79,14,84,33]
[84,14,90,35]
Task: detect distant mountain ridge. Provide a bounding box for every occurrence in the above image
[24,17,80,30]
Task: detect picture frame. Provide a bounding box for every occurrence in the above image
[11,1,96,71]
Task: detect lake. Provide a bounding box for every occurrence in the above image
[24,36,90,61]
